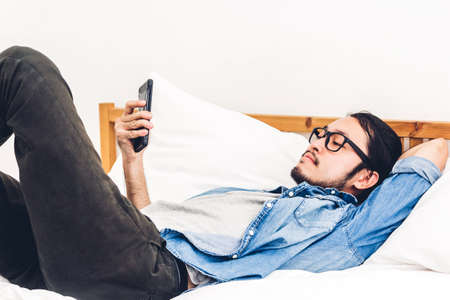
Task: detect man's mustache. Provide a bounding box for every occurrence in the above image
[302,151,319,166]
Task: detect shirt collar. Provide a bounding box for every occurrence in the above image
[265,183,359,205]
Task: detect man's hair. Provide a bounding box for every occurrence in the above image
[348,112,402,203]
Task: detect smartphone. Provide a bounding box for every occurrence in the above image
[131,79,153,152]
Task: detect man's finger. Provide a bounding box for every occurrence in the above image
[121,111,152,122]
[128,129,149,139]
[125,119,152,130]
[123,100,146,115]
[116,128,147,139]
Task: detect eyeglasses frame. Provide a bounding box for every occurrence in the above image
[308,126,373,169]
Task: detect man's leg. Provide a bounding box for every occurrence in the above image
[0,46,187,300]
[0,171,45,289]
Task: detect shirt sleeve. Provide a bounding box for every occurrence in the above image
[344,156,442,262]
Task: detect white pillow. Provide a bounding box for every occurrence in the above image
[108,72,309,204]
[367,160,450,272]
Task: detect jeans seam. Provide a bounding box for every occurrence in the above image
[173,255,182,291]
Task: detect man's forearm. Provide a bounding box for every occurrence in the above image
[122,155,151,209]
[399,138,448,171]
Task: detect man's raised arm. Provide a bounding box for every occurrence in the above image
[344,138,446,262]
[399,138,448,171]
[114,100,154,209]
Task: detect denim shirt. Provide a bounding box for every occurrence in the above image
[161,156,441,282]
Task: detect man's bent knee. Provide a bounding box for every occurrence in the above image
[0,46,62,81]
[1,46,45,61]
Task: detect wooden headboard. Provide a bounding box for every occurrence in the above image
[99,102,450,173]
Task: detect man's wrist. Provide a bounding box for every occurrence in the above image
[122,152,144,165]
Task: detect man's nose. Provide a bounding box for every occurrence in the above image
[309,137,326,153]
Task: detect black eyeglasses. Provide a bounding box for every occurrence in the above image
[309,127,372,168]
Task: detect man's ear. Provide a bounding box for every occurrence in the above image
[353,169,379,191]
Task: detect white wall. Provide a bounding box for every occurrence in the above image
[1,0,449,179]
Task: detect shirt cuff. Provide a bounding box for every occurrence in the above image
[391,156,442,185]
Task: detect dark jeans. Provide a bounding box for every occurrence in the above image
[0,46,187,300]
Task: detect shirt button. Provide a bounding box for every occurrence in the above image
[249,230,255,236]
[266,203,273,208]
[331,190,336,195]
[288,191,294,197]
[232,254,238,259]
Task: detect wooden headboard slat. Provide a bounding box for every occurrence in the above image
[409,137,424,148]
[99,103,117,172]
[246,114,450,139]
[386,121,450,139]
[109,108,124,122]
[99,102,450,173]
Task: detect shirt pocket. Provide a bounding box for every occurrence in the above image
[295,196,345,230]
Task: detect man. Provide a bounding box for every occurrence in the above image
[0,46,447,300]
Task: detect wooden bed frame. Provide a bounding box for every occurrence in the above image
[99,102,450,173]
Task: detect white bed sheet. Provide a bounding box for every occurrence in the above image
[0,276,75,300]
[2,263,449,300]
[175,263,450,300]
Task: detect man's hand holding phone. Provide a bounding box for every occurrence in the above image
[115,100,154,161]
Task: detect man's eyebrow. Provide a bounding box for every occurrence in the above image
[326,125,348,136]
[334,129,348,136]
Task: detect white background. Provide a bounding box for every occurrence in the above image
[1,0,449,179]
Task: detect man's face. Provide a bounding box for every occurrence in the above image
[290,117,370,193]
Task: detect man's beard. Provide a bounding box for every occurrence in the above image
[290,165,348,190]
[290,152,363,190]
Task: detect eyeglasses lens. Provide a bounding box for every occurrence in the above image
[310,128,345,151]
[327,133,345,151]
